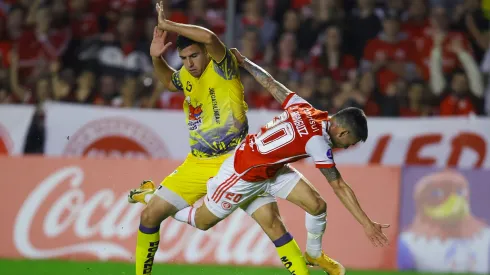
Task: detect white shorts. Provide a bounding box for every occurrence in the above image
[205,154,302,219]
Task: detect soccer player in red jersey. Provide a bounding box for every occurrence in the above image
[173,49,390,270]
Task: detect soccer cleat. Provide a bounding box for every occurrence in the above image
[305,251,346,275]
[128,180,156,204]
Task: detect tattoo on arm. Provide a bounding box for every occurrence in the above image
[242,58,292,104]
[320,167,341,182]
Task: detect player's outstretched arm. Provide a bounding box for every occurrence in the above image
[230,49,292,105]
[320,167,390,247]
[155,1,226,62]
[150,27,180,92]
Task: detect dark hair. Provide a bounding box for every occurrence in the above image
[176,35,203,51]
[333,107,368,142]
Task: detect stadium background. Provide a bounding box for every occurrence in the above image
[1,0,490,274]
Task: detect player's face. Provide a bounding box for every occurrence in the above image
[331,129,360,150]
[179,44,209,78]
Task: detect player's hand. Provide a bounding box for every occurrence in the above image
[230,48,245,66]
[363,221,389,247]
[155,1,169,30]
[150,27,172,57]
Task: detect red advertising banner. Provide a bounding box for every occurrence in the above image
[0,156,400,269]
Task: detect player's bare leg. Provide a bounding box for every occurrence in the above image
[251,202,287,240]
[174,201,310,275]
[135,194,179,275]
[285,177,346,275]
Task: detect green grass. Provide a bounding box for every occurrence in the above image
[0,259,476,275]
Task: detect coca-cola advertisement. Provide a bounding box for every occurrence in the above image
[0,156,399,270]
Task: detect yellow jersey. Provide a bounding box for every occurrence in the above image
[171,48,248,158]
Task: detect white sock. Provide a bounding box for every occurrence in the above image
[305,212,327,258]
[144,194,153,204]
[173,206,196,227]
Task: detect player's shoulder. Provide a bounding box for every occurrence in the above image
[282,93,312,109]
[171,70,184,91]
[212,48,239,81]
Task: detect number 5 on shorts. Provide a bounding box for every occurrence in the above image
[225,192,242,203]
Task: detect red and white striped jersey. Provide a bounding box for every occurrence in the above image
[234,93,335,182]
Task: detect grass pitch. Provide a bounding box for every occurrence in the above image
[0,259,476,275]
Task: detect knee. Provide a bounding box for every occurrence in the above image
[195,220,213,231]
[307,198,327,216]
[140,205,166,227]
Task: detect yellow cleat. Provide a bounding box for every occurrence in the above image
[128,180,156,204]
[305,251,346,275]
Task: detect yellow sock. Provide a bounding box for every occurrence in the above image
[136,225,160,275]
[274,233,309,275]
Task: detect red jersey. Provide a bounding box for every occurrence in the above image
[363,37,415,93]
[439,95,476,116]
[234,93,335,182]
[415,32,472,80]
[402,19,430,42]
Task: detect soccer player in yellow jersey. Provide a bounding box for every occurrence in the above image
[132,3,309,275]
[132,2,345,275]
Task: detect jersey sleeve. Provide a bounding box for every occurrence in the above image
[305,135,335,168]
[213,48,240,81]
[171,70,184,91]
[282,93,312,109]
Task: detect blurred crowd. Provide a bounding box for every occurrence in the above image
[1,0,490,123]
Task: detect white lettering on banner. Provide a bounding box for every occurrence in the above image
[330,118,490,169]
[14,167,133,260]
[13,167,277,264]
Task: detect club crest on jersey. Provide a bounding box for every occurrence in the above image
[186,96,203,131]
[221,201,232,210]
[326,149,333,160]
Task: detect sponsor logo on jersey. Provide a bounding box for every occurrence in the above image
[186,97,203,131]
[209,88,221,124]
[326,149,333,160]
[185,81,193,92]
